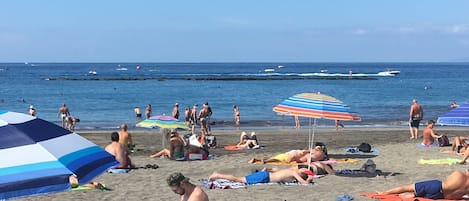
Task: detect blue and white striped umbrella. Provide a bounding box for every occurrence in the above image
[0,110,118,200]
[437,102,469,126]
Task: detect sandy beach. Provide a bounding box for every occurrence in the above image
[18,126,469,201]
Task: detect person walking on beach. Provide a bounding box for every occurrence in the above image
[184,107,191,126]
[378,170,469,200]
[233,105,240,128]
[145,104,152,119]
[58,104,70,128]
[190,104,198,134]
[335,120,344,131]
[167,172,209,201]
[172,103,180,119]
[409,99,424,139]
[294,116,300,129]
[204,102,213,134]
[29,105,36,117]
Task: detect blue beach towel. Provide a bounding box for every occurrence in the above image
[107,168,130,173]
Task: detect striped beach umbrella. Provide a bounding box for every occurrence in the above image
[273,92,361,121]
[0,110,118,200]
[136,115,188,130]
[273,92,361,169]
[437,102,469,126]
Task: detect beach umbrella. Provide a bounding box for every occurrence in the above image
[437,102,469,126]
[0,110,118,200]
[136,115,189,147]
[273,92,361,168]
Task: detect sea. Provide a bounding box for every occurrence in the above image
[1,62,468,130]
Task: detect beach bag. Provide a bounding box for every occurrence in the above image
[205,135,217,148]
[438,135,450,147]
[360,159,377,173]
[357,143,372,153]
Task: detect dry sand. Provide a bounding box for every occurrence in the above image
[19,126,469,201]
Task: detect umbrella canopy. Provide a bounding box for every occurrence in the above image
[273,92,361,121]
[0,110,118,200]
[136,115,188,130]
[437,102,469,126]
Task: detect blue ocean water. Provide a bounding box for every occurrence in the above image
[1,62,468,129]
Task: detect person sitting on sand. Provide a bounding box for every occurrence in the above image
[208,167,314,185]
[149,130,185,160]
[248,146,325,164]
[378,170,469,200]
[441,136,468,154]
[118,124,134,152]
[421,120,443,147]
[167,172,209,201]
[105,132,132,168]
[237,131,260,149]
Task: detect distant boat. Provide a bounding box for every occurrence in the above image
[88,70,97,75]
[320,69,328,73]
[277,65,284,68]
[116,67,128,71]
[378,69,400,75]
[264,68,275,73]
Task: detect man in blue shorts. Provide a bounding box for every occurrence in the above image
[378,170,469,199]
[208,167,314,185]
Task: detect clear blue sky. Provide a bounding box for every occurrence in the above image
[1,1,468,62]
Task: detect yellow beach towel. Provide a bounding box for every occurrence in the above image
[418,158,461,165]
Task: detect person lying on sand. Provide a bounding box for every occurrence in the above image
[378,170,469,200]
[263,161,335,176]
[69,175,108,191]
[236,131,260,149]
[208,167,314,185]
[441,136,468,155]
[248,146,325,164]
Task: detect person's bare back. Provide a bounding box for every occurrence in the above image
[442,170,469,199]
[105,132,128,168]
[118,124,132,148]
[269,168,312,184]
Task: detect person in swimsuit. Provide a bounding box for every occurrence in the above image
[145,104,152,119]
[134,107,142,118]
[172,103,179,119]
[149,130,185,160]
[441,136,468,154]
[58,104,70,128]
[421,120,442,147]
[184,107,191,126]
[198,105,210,144]
[233,105,240,128]
[208,167,314,185]
[378,170,469,200]
[105,132,131,168]
[248,149,310,164]
[167,172,209,201]
[409,99,424,139]
[237,131,260,149]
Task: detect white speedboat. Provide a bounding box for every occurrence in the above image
[264,68,275,73]
[88,70,97,75]
[277,65,284,68]
[378,69,400,75]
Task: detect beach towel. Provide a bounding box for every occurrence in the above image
[361,193,468,201]
[418,158,461,165]
[107,168,130,173]
[345,147,379,154]
[224,145,264,151]
[251,159,337,166]
[200,179,316,190]
[329,158,361,163]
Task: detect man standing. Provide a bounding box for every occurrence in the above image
[167,172,209,201]
[409,99,424,139]
[118,124,133,152]
[58,104,70,128]
[173,103,180,119]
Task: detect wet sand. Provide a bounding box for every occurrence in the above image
[19,126,469,201]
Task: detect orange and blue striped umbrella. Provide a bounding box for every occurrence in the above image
[136,115,188,130]
[273,92,361,121]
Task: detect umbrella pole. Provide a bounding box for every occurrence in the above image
[308,118,317,171]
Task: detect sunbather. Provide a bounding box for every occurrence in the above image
[248,146,325,164]
[208,167,314,185]
[378,170,469,199]
[69,175,108,191]
[237,131,260,149]
[265,161,335,175]
[441,136,468,154]
[149,130,185,159]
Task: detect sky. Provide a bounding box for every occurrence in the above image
[0,1,468,62]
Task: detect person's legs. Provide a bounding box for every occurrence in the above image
[379,184,415,196]
[149,149,170,158]
[208,172,246,183]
